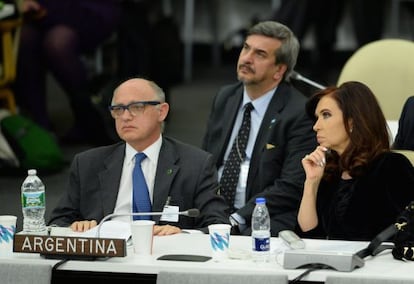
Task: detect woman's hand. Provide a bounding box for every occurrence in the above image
[302,146,328,182]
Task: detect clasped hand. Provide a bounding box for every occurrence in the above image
[70,220,181,235]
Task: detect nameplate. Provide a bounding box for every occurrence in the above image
[13,234,126,258]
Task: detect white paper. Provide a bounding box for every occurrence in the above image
[160,205,179,222]
[49,221,131,240]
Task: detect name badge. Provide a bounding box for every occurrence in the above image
[161,205,179,222]
[239,161,250,188]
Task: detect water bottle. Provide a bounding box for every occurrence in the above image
[21,169,47,234]
[251,197,270,262]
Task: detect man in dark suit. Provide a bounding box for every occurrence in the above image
[394,96,414,150]
[49,78,229,235]
[202,21,316,236]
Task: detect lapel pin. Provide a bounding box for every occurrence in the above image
[167,169,173,175]
[269,118,277,129]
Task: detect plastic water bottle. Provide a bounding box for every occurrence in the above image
[251,197,270,262]
[21,169,47,234]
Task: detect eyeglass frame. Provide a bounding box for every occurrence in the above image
[108,101,161,118]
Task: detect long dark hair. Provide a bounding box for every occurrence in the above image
[306,81,390,180]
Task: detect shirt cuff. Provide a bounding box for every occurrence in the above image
[231,213,246,225]
[230,213,247,232]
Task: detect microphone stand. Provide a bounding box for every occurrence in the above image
[290,71,326,90]
[94,209,211,262]
[96,209,200,238]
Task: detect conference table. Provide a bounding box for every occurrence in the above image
[2,233,414,284]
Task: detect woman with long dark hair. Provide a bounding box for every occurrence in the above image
[298,81,414,240]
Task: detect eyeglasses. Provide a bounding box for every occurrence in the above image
[108,101,161,118]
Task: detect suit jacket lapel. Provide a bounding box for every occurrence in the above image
[152,138,179,213]
[247,83,288,189]
[99,143,125,217]
[217,88,243,164]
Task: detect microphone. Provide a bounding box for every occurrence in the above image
[96,208,200,238]
[356,224,397,259]
[290,71,326,90]
[356,201,414,260]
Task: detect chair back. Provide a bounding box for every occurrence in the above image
[394,150,414,166]
[337,39,414,121]
[0,17,22,113]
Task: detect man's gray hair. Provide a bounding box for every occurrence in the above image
[247,21,300,79]
[147,80,166,103]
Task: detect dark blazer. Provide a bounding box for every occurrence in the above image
[312,152,414,241]
[394,96,414,150]
[48,137,229,231]
[202,81,316,236]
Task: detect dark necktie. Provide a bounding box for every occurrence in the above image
[132,152,151,220]
[220,102,254,208]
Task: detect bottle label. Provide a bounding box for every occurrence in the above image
[252,236,270,252]
[22,192,45,209]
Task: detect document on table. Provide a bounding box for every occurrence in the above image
[49,221,131,241]
[48,221,203,240]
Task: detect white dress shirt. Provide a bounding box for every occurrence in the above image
[112,135,162,222]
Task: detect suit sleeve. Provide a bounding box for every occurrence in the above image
[192,153,230,231]
[47,155,83,226]
[394,96,414,150]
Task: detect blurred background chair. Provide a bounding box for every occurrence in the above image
[394,149,414,165]
[0,17,22,114]
[337,39,414,142]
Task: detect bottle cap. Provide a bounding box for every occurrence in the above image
[255,197,266,204]
[28,169,37,175]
